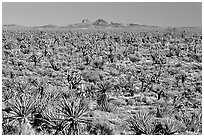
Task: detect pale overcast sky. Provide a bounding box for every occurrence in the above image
[2,2,202,27]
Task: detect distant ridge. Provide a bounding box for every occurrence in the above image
[3,24,26,28]
[3,19,201,33]
[3,19,155,28]
[3,24,18,27]
[39,24,59,28]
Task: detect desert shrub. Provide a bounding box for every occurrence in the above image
[181,111,202,133]
[128,54,141,63]
[92,58,104,69]
[81,70,101,83]
[127,110,186,135]
[126,110,157,135]
[159,117,186,135]
[87,122,114,135]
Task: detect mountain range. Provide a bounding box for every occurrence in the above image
[2,19,201,33]
[2,19,164,28]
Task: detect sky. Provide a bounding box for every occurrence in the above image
[2,2,202,27]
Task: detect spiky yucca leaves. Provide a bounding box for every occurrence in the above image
[2,88,14,104]
[2,113,19,135]
[126,110,157,135]
[159,117,186,135]
[2,110,19,135]
[126,110,185,135]
[3,94,38,134]
[31,91,61,132]
[38,105,66,135]
[55,96,91,135]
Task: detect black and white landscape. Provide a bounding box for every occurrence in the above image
[2,2,202,135]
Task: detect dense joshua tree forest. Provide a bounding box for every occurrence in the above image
[2,25,202,135]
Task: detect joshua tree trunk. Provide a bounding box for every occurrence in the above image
[97,93,110,112]
[141,81,145,92]
[18,120,23,135]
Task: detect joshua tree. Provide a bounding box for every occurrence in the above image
[66,69,82,89]
[95,81,112,112]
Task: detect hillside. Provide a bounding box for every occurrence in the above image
[3,19,202,33]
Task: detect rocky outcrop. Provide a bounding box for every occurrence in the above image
[82,19,90,23]
[93,19,109,26]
